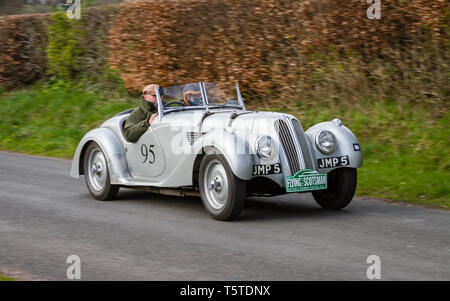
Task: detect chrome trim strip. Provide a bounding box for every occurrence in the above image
[200,82,209,106]
[236,82,246,110]
[155,86,164,121]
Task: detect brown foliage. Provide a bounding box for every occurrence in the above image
[0,0,447,105]
[108,0,448,105]
[0,13,49,89]
[109,0,301,93]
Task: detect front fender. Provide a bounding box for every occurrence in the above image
[305,121,363,173]
[193,128,256,181]
[70,127,130,184]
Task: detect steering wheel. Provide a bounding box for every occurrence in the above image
[163,101,186,108]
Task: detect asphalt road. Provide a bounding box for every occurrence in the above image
[0,151,449,281]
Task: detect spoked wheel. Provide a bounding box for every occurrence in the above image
[312,167,357,210]
[83,142,119,201]
[199,154,246,220]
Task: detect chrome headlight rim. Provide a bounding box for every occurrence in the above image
[315,130,337,154]
[255,135,273,158]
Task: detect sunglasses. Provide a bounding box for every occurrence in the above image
[144,92,157,97]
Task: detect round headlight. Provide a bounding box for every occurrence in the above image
[256,135,273,158]
[315,130,337,154]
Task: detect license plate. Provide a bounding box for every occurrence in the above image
[252,163,281,176]
[285,169,327,193]
[317,155,349,169]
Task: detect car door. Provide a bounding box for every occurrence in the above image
[124,120,166,179]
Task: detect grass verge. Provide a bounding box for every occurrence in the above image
[0,274,15,281]
[256,99,449,208]
[0,80,133,158]
[0,81,448,208]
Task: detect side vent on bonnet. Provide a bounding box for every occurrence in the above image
[186,132,206,145]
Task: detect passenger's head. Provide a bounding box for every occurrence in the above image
[183,83,202,106]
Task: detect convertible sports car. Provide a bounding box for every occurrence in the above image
[70,82,362,220]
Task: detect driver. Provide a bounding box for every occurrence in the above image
[183,83,202,106]
[124,84,159,143]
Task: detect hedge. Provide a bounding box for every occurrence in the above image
[0,0,448,106]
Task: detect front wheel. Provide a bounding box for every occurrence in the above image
[83,142,119,201]
[312,168,357,210]
[199,154,246,220]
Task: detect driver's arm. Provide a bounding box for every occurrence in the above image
[124,107,149,143]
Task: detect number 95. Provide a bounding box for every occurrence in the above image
[140,144,155,164]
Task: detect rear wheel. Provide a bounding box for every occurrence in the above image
[312,167,357,210]
[199,154,246,220]
[83,142,119,201]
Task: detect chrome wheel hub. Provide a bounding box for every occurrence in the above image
[203,160,228,210]
[87,149,107,191]
[209,176,222,192]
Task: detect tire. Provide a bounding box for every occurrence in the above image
[312,167,357,210]
[83,142,119,201]
[199,154,246,221]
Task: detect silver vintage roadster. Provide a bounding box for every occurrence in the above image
[70,82,362,220]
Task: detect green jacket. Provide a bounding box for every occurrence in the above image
[124,99,157,142]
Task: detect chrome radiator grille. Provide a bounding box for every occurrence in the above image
[291,119,314,170]
[274,119,301,173]
[274,118,315,174]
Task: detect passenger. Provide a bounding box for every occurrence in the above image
[183,83,202,106]
[124,84,159,143]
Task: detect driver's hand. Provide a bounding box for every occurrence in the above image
[148,113,158,126]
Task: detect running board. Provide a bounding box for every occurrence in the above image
[130,186,200,197]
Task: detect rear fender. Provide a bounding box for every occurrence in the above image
[70,128,130,184]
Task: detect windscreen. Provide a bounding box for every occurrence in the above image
[204,82,240,106]
[161,83,204,111]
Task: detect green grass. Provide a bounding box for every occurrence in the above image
[255,99,450,209]
[0,81,448,208]
[0,80,134,158]
[0,274,15,281]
